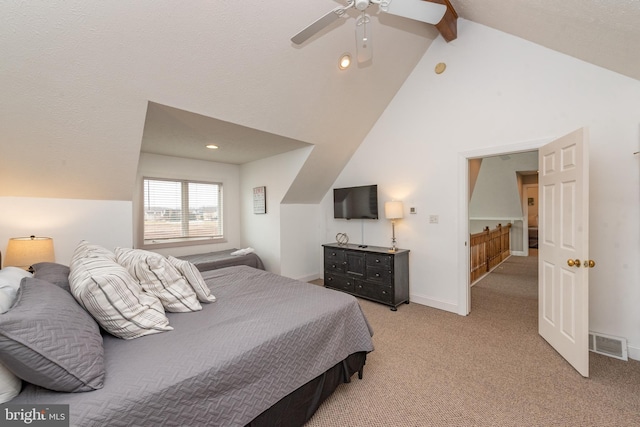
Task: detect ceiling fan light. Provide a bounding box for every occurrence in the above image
[354,0,369,11]
[339,53,351,70]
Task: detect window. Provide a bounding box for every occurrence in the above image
[143,178,223,245]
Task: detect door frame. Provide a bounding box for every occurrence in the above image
[457,137,552,315]
[522,183,539,257]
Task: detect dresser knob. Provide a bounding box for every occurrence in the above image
[375,259,380,263]
[375,273,380,277]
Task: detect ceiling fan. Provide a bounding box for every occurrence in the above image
[291,0,447,64]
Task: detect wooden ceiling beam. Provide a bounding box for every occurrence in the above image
[428,0,458,42]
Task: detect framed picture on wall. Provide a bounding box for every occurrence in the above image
[253,186,266,214]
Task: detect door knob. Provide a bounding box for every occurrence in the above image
[567,259,581,267]
[584,260,596,268]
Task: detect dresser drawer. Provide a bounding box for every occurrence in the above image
[366,265,392,283]
[325,248,345,262]
[355,281,393,304]
[324,273,355,293]
[324,249,345,271]
[325,260,346,273]
[366,253,392,268]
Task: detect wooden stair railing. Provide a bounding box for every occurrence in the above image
[470,223,512,283]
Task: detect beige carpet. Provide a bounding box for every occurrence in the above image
[306,255,640,426]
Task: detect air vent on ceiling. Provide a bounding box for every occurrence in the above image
[589,331,628,361]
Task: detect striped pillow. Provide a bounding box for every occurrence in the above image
[69,241,172,340]
[115,248,202,313]
[74,239,117,262]
[167,256,216,303]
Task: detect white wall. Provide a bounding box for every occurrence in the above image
[134,153,241,257]
[240,147,313,275]
[280,204,322,281]
[0,197,132,266]
[320,20,640,359]
[526,186,538,227]
[469,151,538,219]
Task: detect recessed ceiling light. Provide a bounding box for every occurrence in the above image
[338,53,351,70]
[205,144,219,150]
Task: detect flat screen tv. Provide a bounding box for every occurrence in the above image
[333,185,378,220]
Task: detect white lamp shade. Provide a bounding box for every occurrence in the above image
[384,201,404,220]
[4,236,55,270]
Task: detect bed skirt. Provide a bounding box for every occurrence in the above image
[247,351,367,426]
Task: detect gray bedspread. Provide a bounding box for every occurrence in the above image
[178,249,265,271]
[11,266,374,426]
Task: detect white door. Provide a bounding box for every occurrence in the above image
[539,128,590,377]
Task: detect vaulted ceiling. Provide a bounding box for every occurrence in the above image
[1,1,639,203]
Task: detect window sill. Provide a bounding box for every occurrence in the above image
[140,237,227,251]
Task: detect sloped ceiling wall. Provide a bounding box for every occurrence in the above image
[4,1,638,204]
[0,1,438,202]
[469,152,538,219]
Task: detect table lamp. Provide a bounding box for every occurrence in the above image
[4,236,55,272]
[384,201,404,252]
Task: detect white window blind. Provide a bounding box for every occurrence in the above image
[143,178,223,244]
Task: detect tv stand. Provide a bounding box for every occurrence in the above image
[322,243,410,310]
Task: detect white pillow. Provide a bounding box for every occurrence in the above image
[167,256,216,303]
[72,239,117,262]
[115,248,202,313]
[0,267,32,314]
[69,241,173,340]
[0,361,21,403]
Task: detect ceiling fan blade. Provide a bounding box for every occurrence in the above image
[383,0,447,25]
[291,7,348,45]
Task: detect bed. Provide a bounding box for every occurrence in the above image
[178,248,265,272]
[2,260,374,426]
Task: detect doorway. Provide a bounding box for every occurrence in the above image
[457,138,551,316]
[467,150,538,295]
[459,130,591,376]
[522,182,539,257]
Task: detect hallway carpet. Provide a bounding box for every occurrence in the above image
[306,255,640,426]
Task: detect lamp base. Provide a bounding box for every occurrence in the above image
[389,221,398,252]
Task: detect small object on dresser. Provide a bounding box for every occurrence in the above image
[335,233,349,246]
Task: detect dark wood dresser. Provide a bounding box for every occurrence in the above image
[322,243,409,311]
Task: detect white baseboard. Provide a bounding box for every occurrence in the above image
[627,344,640,361]
[409,294,458,314]
[295,273,321,283]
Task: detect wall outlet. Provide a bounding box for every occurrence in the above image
[429,215,439,224]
